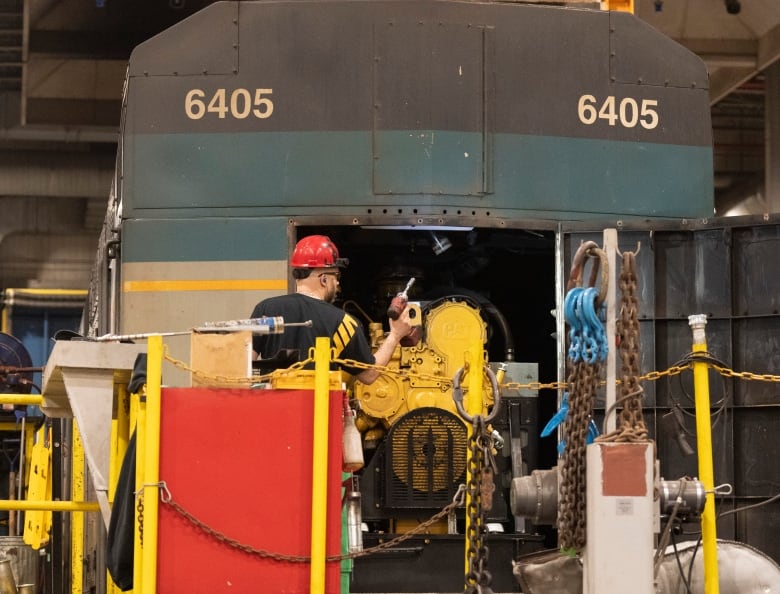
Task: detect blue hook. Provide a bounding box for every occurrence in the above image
[541,392,569,438]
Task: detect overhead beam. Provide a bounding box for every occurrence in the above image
[22,57,125,126]
[709,66,761,105]
[28,30,141,59]
[0,149,114,198]
[681,37,758,62]
[759,22,780,71]
[706,24,780,105]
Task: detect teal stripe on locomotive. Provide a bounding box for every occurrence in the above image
[122,218,288,263]
[124,131,713,220]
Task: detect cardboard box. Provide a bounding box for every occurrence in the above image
[189,331,252,387]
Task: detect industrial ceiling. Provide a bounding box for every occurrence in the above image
[0,0,778,291]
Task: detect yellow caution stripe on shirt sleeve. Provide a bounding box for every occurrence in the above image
[332,313,358,357]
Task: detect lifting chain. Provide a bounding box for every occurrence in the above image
[558,360,600,552]
[464,414,496,594]
[558,241,608,553]
[450,364,501,593]
[598,249,648,443]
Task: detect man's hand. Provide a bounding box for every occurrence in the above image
[388,306,413,341]
[357,307,415,385]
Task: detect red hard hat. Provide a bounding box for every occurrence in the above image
[290,235,349,268]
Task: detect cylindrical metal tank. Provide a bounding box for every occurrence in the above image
[0,537,37,589]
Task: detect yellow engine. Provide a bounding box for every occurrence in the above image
[353,297,495,430]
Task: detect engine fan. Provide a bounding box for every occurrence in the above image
[385,407,467,509]
[0,332,34,394]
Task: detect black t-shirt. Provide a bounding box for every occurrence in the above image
[250,293,374,375]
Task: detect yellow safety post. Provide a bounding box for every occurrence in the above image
[71,421,85,594]
[465,343,484,417]
[134,388,147,592]
[463,342,484,577]
[141,335,163,594]
[310,337,331,594]
[107,382,131,594]
[688,314,719,594]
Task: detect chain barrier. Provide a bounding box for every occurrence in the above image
[337,357,779,386]
[162,345,779,391]
[156,483,466,563]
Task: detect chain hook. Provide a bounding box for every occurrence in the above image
[567,240,609,308]
[453,483,467,506]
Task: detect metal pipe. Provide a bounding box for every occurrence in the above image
[72,423,85,593]
[0,500,99,511]
[4,469,13,537]
[16,416,25,535]
[554,227,567,451]
[604,229,618,434]
[0,396,41,406]
[310,337,331,593]
[688,315,720,594]
[0,558,16,594]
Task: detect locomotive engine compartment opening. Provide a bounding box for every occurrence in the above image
[294,225,560,541]
[296,225,556,376]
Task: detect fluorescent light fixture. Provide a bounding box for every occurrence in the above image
[360,225,474,231]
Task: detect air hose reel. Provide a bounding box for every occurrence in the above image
[0,332,34,394]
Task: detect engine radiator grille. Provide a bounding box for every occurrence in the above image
[385,407,467,509]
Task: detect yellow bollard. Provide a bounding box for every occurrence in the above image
[463,343,484,579]
[310,337,331,594]
[688,314,719,594]
[107,383,131,594]
[134,392,146,593]
[141,335,163,594]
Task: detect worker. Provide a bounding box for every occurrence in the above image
[250,234,413,384]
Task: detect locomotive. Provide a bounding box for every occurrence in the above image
[15,0,780,592]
